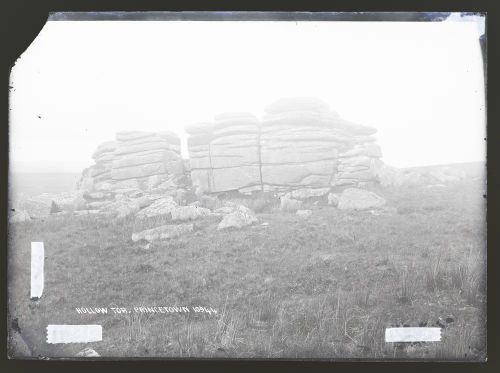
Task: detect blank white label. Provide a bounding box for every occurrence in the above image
[47,325,103,344]
[30,242,44,299]
[385,327,441,342]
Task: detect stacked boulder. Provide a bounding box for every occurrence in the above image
[89,141,118,191]
[335,143,383,187]
[110,131,184,191]
[261,98,382,191]
[75,131,190,215]
[79,131,186,194]
[185,98,383,195]
[186,113,261,194]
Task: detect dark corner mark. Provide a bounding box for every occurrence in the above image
[6,5,49,72]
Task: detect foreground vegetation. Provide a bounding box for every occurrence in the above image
[8,178,486,360]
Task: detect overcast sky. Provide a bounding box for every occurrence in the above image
[9,17,485,173]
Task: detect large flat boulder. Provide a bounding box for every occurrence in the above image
[337,188,386,210]
[217,205,258,230]
[136,197,178,219]
[131,223,194,242]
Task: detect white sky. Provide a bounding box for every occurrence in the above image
[9,18,486,173]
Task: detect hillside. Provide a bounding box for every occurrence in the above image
[8,175,486,360]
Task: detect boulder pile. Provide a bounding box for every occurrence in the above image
[185,98,383,195]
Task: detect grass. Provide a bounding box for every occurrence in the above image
[7,178,486,360]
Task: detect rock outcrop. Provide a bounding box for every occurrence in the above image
[261,98,382,191]
[82,131,185,193]
[186,113,261,195]
[185,98,383,195]
[75,131,191,215]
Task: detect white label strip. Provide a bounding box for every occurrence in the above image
[47,325,103,344]
[385,327,441,342]
[30,242,44,299]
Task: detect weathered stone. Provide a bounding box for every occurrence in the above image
[136,197,178,219]
[111,162,166,181]
[337,188,386,210]
[112,150,178,169]
[296,209,313,218]
[284,187,330,200]
[75,348,100,357]
[217,207,258,230]
[132,223,194,242]
[262,161,335,187]
[171,206,211,221]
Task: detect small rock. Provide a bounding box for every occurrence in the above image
[217,207,258,230]
[436,318,446,328]
[75,348,100,357]
[135,196,153,209]
[296,209,312,218]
